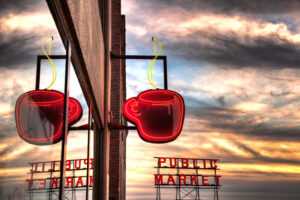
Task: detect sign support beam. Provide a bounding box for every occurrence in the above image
[111,52,168,90]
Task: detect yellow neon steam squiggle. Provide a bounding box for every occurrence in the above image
[42,36,57,90]
[148,36,162,89]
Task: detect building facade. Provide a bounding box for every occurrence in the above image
[47,0,127,199]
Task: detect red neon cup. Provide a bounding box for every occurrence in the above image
[123,89,185,143]
[15,90,82,145]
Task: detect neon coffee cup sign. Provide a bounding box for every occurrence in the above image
[15,90,82,145]
[123,89,185,143]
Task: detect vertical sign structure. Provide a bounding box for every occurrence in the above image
[154,157,221,200]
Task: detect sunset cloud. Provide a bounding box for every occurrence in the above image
[0,0,300,200]
[123,0,300,199]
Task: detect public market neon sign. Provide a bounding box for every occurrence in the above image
[154,157,221,186]
[26,158,93,190]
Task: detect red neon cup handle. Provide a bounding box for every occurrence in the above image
[129,98,141,117]
[132,102,140,114]
[123,98,141,123]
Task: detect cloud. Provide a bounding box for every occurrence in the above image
[0,0,44,17]
[196,0,300,14]
[0,11,60,69]
[124,0,300,70]
[122,1,300,199]
[186,104,300,141]
[132,0,300,15]
[164,34,300,69]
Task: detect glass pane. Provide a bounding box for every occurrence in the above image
[0,1,93,199]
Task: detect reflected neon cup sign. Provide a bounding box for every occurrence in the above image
[15,90,82,145]
[123,89,185,143]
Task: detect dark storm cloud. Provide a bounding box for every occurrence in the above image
[125,0,300,70]
[185,102,300,141]
[0,34,37,68]
[144,0,300,14]
[222,179,300,200]
[0,0,60,69]
[199,0,300,14]
[0,0,44,17]
[229,140,300,165]
[164,33,300,69]
[0,33,62,69]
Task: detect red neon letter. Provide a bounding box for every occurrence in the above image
[90,158,94,169]
[38,179,46,189]
[216,175,221,185]
[84,158,94,169]
[181,158,189,168]
[41,162,45,172]
[89,176,93,187]
[179,175,187,185]
[49,161,55,171]
[66,160,71,170]
[76,176,83,187]
[170,158,177,168]
[167,175,176,185]
[202,175,210,186]
[159,157,166,167]
[75,159,81,170]
[193,159,200,168]
[25,179,32,190]
[50,178,58,189]
[66,177,73,188]
[30,162,37,172]
[203,159,207,168]
[155,174,163,184]
[191,175,198,185]
[210,159,218,169]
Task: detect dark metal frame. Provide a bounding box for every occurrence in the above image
[58,41,71,200]
[110,52,168,130]
[35,55,66,90]
[35,47,71,200]
[35,46,92,200]
[111,52,168,90]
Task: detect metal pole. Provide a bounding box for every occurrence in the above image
[214,167,219,200]
[59,40,71,200]
[163,57,168,90]
[86,104,92,200]
[35,56,41,90]
[29,164,33,200]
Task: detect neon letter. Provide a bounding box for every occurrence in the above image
[170,158,177,168]
[155,174,163,184]
[182,158,189,168]
[191,175,198,185]
[179,175,187,185]
[167,175,176,185]
[159,157,166,167]
[202,175,210,186]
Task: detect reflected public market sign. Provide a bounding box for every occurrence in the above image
[154,157,221,186]
[26,158,93,190]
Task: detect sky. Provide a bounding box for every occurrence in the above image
[0,0,300,200]
[123,0,300,200]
